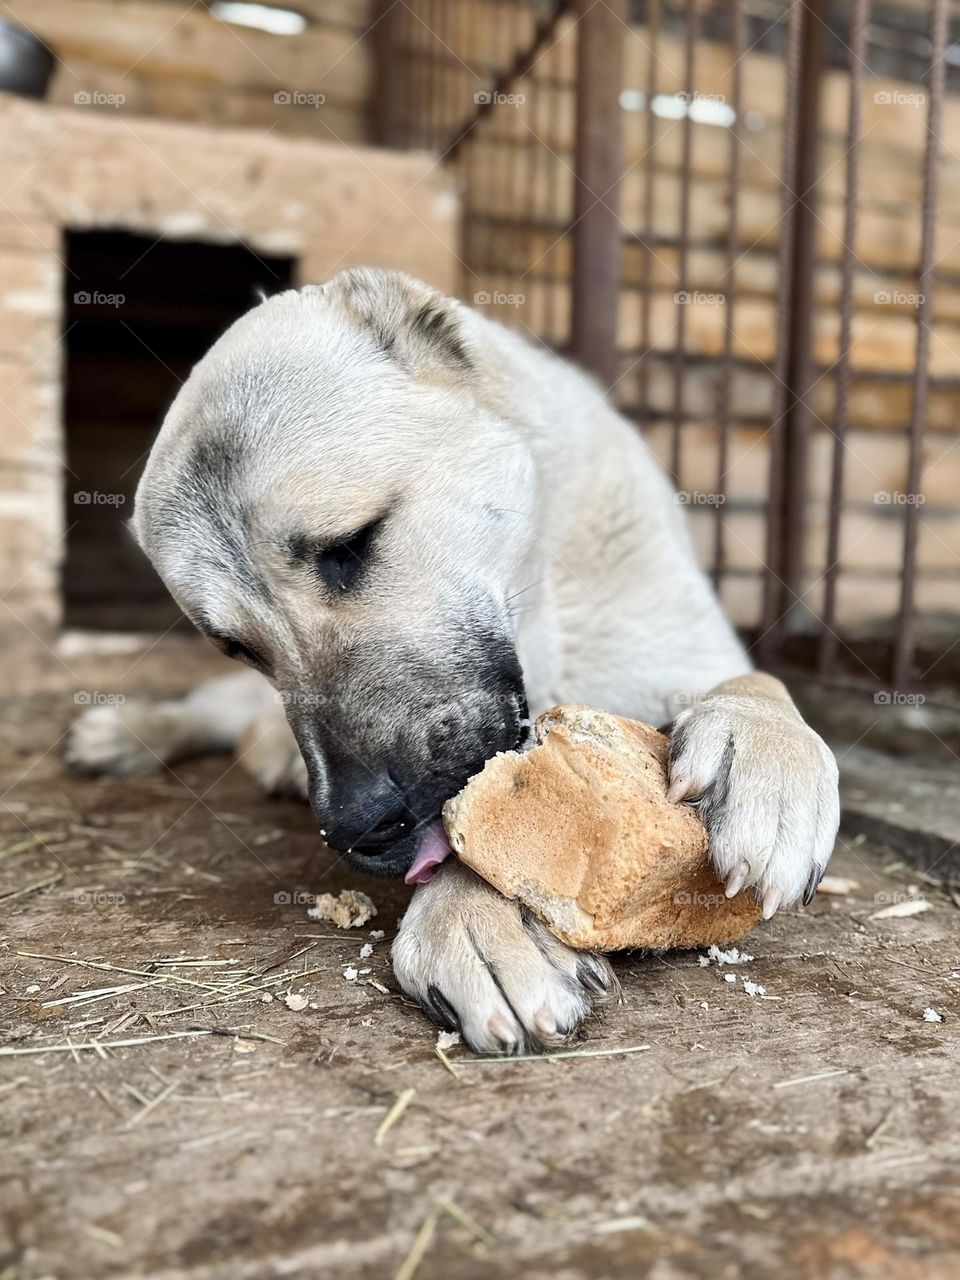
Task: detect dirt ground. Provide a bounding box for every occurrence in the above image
[2,639,959,1280]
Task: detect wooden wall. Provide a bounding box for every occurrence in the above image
[3,0,374,142]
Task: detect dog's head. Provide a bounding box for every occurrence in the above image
[133,269,538,877]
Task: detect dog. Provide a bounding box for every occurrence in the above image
[67,268,840,1054]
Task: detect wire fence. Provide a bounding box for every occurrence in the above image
[376,0,960,701]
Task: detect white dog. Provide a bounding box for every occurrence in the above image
[68,269,839,1053]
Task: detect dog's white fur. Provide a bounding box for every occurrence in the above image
[67,269,839,1054]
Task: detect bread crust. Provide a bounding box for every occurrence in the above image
[443,704,762,950]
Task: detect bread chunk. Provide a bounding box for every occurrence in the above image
[443,704,761,950]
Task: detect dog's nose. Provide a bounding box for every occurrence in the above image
[317,770,414,853]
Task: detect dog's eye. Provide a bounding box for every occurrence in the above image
[218,637,266,670]
[314,519,380,594]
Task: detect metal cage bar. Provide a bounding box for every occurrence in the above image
[373,0,960,706]
[570,0,627,387]
[819,0,870,675]
[713,0,745,592]
[669,0,698,486]
[893,0,949,692]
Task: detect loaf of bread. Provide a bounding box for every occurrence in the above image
[443,704,761,951]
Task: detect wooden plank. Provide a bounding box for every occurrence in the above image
[42,57,369,141]
[3,0,370,104]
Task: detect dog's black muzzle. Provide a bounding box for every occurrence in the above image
[304,691,528,878]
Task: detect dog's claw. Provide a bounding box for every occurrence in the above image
[762,887,783,920]
[803,864,825,906]
[668,776,695,804]
[725,859,750,898]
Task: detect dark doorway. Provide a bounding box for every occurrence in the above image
[62,230,296,630]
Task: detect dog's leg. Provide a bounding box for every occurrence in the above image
[235,697,308,799]
[667,672,840,916]
[392,859,615,1054]
[66,670,277,779]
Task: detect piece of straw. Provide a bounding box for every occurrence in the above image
[374,1087,415,1146]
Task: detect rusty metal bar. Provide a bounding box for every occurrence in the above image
[893,0,949,691]
[819,0,870,674]
[637,0,660,424]
[777,0,826,629]
[570,0,627,387]
[712,0,744,590]
[444,0,572,162]
[545,39,565,348]
[758,0,821,657]
[669,0,698,485]
[537,42,560,348]
[369,0,406,147]
[530,45,549,344]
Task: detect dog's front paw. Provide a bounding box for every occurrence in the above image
[237,710,308,800]
[392,860,614,1054]
[668,687,839,918]
[66,703,179,776]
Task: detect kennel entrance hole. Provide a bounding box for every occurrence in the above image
[62,229,295,630]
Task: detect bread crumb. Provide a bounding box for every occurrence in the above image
[307,889,377,929]
[343,966,359,982]
[723,973,737,984]
[284,991,309,1011]
[923,1007,943,1022]
[369,929,385,940]
[260,993,273,1003]
[706,944,754,966]
[742,979,766,997]
[359,943,374,959]
[699,1001,709,1010]
[436,1030,461,1051]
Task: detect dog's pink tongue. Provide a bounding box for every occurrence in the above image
[404,819,452,885]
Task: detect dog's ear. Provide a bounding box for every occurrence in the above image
[311,269,472,385]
